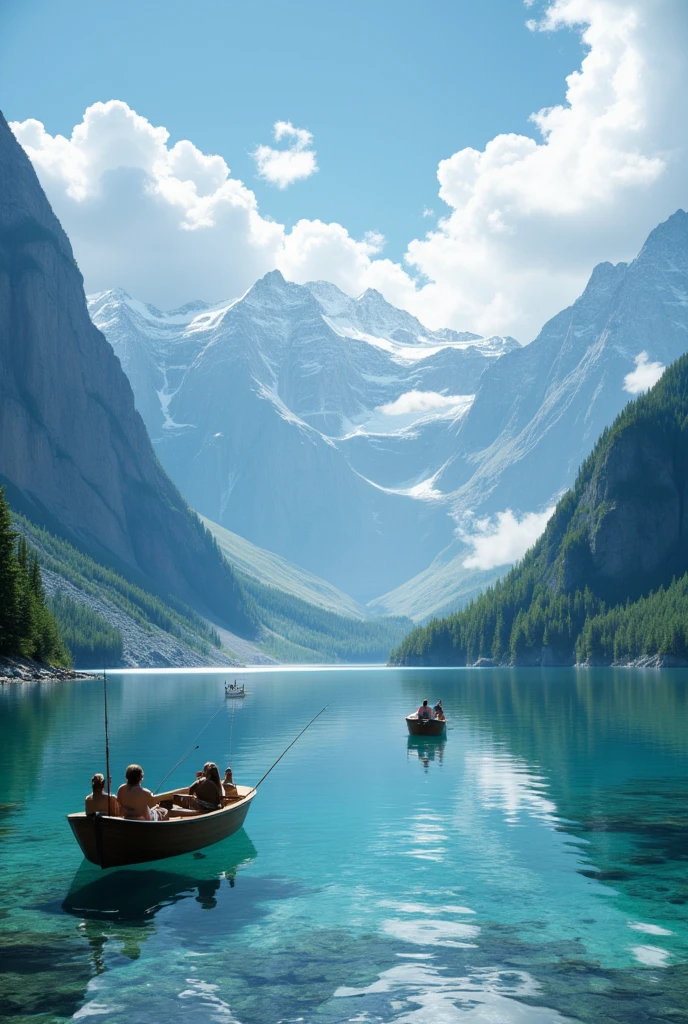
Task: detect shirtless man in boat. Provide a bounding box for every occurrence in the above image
[116,764,169,820]
[417,700,435,720]
[84,773,121,816]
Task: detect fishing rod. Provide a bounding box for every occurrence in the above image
[155,699,226,793]
[252,703,330,791]
[103,663,112,818]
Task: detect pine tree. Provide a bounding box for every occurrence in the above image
[0,488,20,655]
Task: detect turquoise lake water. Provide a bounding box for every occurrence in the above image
[1,667,688,1023]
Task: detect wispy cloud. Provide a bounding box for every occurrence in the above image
[253,120,317,189]
[378,391,467,416]
[623,351,665,394]
[461,507,555,571]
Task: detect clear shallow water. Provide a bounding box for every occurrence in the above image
[1,668,688,1023]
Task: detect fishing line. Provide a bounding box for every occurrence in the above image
[229,698,236,762]
[154,699,226,793]
[252,703,330,791]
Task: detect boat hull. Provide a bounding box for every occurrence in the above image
[68,785,255,869]
[406,715,446,737]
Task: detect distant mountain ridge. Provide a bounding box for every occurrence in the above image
[89,273,517,600]
[90,212,688,618]
[391,352,688,667]
[0,110,255,635]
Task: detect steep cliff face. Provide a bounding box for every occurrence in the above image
[561,416,688,602]
[0,112,255,634]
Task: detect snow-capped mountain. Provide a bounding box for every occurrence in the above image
[374,209,688,619]
[89,273,517,600]
[92,211,688,617]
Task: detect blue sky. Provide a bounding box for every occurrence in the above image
[1,0,580,261]
[2,1,687,341]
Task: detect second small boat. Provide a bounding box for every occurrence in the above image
[406,714,447,737]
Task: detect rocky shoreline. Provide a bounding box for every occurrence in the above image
[0,656,93,684]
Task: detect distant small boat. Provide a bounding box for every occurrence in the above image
[67,785,256,869]
[406,714,447,737]
[225,680,246,699]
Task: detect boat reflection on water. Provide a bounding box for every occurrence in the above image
[62,829,257,923]
[407,736,446,771]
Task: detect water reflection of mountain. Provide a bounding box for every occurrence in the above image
[407,736,445,771]
[401,669,688,913]
[0,680,79,801]
[62,830,258,922]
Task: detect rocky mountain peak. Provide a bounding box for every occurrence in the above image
[634,208,688,272]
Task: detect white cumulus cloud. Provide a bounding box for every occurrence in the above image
[9,101,371,308]
[461,507,556,571]
[623,351,666,394]
[402,0,688,339]
[10,1,688,338]
[252,120,317,189]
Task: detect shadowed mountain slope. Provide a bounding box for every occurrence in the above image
[0,111,255,635]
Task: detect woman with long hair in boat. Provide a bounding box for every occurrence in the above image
[116,764,169,821]
[202,763,224,805]
[174,762,224,813]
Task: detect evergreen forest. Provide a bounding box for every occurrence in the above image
[0,487,69,665]
[391,354,688,667]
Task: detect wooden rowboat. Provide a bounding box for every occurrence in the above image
[406,714,447,737]
[67,785,255,869]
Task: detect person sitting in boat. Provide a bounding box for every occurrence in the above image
[175,762,224,813]
[223,765,239,801]
[84,772,121,816]
[417,700,434,720]
[116,764,169,821]
[433,700,445,720]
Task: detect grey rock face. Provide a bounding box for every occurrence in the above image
[0,112,253,634]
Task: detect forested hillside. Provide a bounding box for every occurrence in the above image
[0,487,68,665]
[7,502,409,667]
[391,354,688,667]
[242,576,411,662]
[13,510,231,668]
